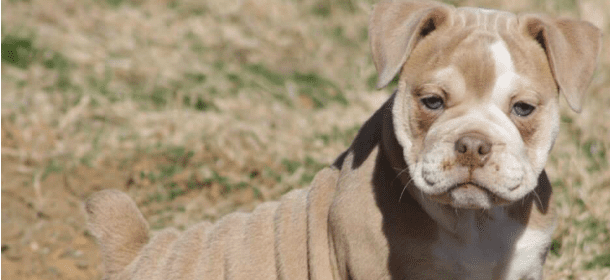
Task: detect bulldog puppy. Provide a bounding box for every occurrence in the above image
[85,1,601,279]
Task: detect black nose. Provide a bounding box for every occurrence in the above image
[454,134,492,167]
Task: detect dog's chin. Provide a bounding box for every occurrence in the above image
[428,183,512,209]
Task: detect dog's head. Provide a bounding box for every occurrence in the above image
[370,1,601,209]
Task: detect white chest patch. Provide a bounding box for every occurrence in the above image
[503,227,551,280]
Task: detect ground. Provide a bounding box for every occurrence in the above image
[2,0,609,279]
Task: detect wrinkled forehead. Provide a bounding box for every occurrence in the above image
[402,8,556,98]
[454,7,518,32]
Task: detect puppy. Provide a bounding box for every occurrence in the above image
[85,1,601,279]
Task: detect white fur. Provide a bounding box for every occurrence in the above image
[490,40,518,104]
[503,227,553,279]
[392,83,414,160]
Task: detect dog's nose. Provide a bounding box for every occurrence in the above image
[454,134,492,167]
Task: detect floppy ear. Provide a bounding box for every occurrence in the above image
[369,0,452,89]
[520,14,602,112]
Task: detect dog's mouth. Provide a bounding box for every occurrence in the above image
[429,182,511,209]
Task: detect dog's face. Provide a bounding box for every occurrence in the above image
[399,25,558,209]
[370,2,601,209]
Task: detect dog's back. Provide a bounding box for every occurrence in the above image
[85,168,339,280]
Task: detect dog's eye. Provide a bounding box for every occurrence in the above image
[421,96,444,110]
[512,102,535,117]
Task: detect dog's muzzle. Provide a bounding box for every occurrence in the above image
[423,133,516,209]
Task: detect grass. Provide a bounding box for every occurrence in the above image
[1,0,609,279]
[2,34,37,69]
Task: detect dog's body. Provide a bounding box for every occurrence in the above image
[86,1,601,279]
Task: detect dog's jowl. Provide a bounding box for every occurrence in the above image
[86,1,601,279]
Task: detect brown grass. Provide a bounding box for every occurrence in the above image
[2,0,609,279]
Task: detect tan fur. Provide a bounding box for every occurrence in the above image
[519,14,602,112]
[86,1,601,279]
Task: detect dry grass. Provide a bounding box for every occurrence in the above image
[2,0,609,279]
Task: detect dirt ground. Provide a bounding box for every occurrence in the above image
[2,0,610,279]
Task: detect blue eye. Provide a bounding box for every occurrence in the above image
[421,96,444,110]
[512,102,535,117]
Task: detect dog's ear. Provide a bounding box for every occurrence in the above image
[520,15,602,112]
[369,1,452,89]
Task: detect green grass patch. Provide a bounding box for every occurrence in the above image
[330,26,360,47]
[282,156,327,185]
[151,86,170,108]
[252,186,263,199]
[87,67,115,100]
[144,191,164,205]
[186,174,203,190]
[265,167,283,183]
[199,170,249,195]
[41,159,64,181]
[367,72,399,90]
[311,2,331,17]
[574,216,609,244]
[226,73,244,86]
[310,0,356,17]
[158,164,180,179]
[183,30,207,51]
[195,97,217,111]
[585,253,610,270]
[299,173,316,185]
[182,95,218,112]
[281,159,301,174]
[560,115,573,124]
[105,0,141,8]
[42,51,70,70]
[2,34,36,69]
[315,124,361,146]
[244,63,348,108]
[269,91,294,108]
[171,1,208,16]
[551,0,578,12]
[246,64,285,86]
[105,0,124,7]
[166,182,186,200]
[185,72,207,83]
[2,34,75,91]
[582,139,607,173]
[164,146,195,166]
[150,214,174,230]
[550,238,562,256]
[304,156,327,172]
[293,72,347,108]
